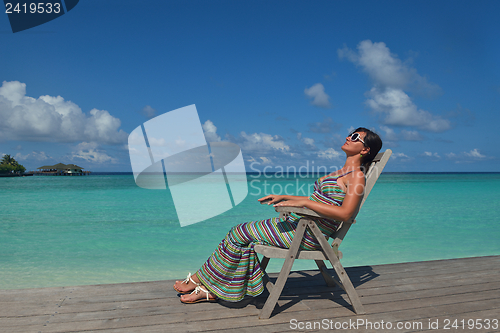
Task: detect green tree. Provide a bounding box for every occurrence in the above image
[1,154,15,165]
[0,164,14,173]
[0,154,26,174]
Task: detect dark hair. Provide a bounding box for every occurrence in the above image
[352,127,382,171]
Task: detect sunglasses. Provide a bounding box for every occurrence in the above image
[349,132,366,146]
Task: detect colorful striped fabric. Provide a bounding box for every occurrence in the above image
[288,170,352,235]
[195,171,352,302]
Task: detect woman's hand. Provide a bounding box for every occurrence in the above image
[258,194,286,205]
[273,198,308,208]
[258,194,310,205]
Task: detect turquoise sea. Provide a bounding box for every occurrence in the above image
[1,173,499,290]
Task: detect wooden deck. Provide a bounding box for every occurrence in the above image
[1,256,499,333]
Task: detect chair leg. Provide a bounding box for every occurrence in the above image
[315,260,337,288]
[307,221,366,315]
[259,221,307,319]
[332,264,365,314]
[259,256,272,292]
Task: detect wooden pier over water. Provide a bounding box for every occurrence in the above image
[31,171,91,176]
[1,256,499,332]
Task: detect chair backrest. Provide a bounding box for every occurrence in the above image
[331,149,392,248]
[349,149,392,220]
[274,149,392,249]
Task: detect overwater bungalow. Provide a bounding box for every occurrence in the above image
[34,163,91,176]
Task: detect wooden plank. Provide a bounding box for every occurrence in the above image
[1,255,497,302]
[290,261,500,285]
[9,281,498,332]
[35,278,500,332]
[338,256,500,278]
[271,266,496,293]
[2,269,498,317]
[80,296,499,333]
[0,314,51,328]
[0,256,498,333]
[0,280,170,299]
[414,308,500,333]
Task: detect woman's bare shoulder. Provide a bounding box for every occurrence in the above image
[346,169,365,185]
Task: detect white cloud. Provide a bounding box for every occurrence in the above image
[401,130,423,141]
[202,119,221,142]
[140,105,157,119]
[423,151,440,158]
[308,117,335,133]
[379,125,398,141]
[465,148,486,159]
[317,148,341,160]
[392,152,409,158]
[0,81,127,144]
[239,131,290,153]
[174,137,186,147]
[72,142,117,164]
[445,149,489,163]
[304,83,331,108]
[339,41,449,132]
[338,40,441,94]
[259,157,272,164]
[445,152,456,159]
[296,132,315,148]
[380,126,423,141]
[303,137,315,147]
[14,151,51,161]
[391,152,412,162]
[147,136,168,147]
[366,88,450,132]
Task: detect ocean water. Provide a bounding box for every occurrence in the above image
[1,173,499,290]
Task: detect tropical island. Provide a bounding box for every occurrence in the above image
[0,154,28,177]
[0,155,90,177]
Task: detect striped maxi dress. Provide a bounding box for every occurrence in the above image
[195,171,352,302]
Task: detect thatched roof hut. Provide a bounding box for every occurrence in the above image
[37,163,84,171]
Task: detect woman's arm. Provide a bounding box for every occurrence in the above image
[273,171,366,222]
[258,194,309,205]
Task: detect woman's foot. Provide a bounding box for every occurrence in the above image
[180,285,217,303]
[173,273,200,294]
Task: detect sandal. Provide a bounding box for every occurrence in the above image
[173,272,200,294]
[181,285,218,304]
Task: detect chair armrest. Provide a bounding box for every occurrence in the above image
[275,206,325,218]
[275,206,355,224]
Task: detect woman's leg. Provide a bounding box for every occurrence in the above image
[179,274,217,303]
[174,216,327,302]
[173,273,199,294]
[192,217,298,302]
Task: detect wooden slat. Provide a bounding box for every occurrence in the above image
[0,255,498,333]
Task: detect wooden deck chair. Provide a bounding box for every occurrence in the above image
[254,149,392,319]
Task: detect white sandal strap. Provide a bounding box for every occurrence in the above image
[182,272,201,287]
[190,285,210,300]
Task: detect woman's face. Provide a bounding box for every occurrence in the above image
[341,131,367,155]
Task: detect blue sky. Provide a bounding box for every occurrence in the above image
[1,0,499,172]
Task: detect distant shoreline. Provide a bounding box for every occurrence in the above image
[0,173,33,177]
[78,171,500,176]
[3,171,498,177]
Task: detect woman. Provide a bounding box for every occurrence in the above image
[173,127,382,303]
